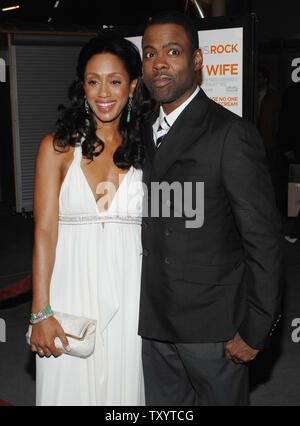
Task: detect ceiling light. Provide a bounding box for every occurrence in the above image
[54,1,60,8]
[2,5,20,12]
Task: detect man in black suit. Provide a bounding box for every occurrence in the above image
[138,10,283,406]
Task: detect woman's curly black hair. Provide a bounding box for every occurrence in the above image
[54,32,152,169]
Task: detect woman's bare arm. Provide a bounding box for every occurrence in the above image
[30,134,70,357]
[32,134,61,311]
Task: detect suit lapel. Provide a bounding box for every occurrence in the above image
[151,89,209,181]
[144,115,157,162]
[143,110,158,184]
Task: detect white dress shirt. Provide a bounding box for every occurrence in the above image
[153,86,200,146]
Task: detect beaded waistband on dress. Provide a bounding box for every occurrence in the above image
[58,213,142,225]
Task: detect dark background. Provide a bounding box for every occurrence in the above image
[0,0,299,41]
[0,0,300,406]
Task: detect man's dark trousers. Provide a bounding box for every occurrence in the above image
[142,339,249,406]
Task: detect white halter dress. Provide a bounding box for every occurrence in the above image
[36,143,144,406]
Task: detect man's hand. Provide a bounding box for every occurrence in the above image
[225,332,259,364]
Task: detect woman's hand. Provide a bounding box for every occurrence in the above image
[30,316,70,357]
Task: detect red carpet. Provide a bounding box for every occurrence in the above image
[0,399,12,406]
[0,275,32,301]
[0,275,31,406]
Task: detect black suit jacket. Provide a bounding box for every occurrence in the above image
[138,89,283,350]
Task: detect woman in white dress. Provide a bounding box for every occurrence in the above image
[30,33,151,406]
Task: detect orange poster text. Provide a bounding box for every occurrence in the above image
[210,44,238,54]
[211,96,238,107]
[201,64,239,76]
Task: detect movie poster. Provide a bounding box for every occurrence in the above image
[199,27,243,117]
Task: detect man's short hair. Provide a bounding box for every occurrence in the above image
[144,10,199,53]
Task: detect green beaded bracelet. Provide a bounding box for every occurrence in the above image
[30,305,53,324]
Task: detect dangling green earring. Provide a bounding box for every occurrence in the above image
[126,95,133,123]
[85,98,90,125]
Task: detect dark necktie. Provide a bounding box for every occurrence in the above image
[156,117,170,149]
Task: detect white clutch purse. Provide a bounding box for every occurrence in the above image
[26,311,97,359]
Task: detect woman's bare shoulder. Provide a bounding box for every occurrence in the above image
[37,133,74,163]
